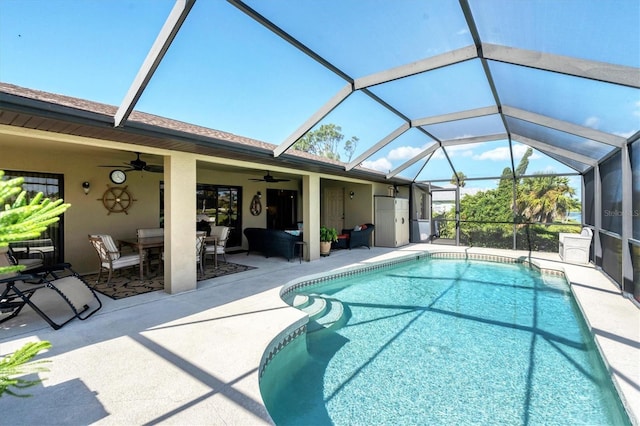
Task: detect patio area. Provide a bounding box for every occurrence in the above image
[1,245,638,425]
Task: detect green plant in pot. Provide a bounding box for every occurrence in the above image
[320,226,338,256]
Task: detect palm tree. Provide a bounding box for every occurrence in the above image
[515,174,578,223]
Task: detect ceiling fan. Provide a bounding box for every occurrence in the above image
[249,171,290,182]
[99,152,163,173]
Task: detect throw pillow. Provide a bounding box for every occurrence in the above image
[353,225,362,231]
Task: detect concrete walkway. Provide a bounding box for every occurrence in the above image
[1,245,638,425]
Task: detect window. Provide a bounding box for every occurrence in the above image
[4,170,64,263]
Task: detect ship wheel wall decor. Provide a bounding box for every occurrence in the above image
[100,185,136,215]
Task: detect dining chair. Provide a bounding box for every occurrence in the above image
[196,231,206,276]
[204,226,230,268]
[88,234,143,285]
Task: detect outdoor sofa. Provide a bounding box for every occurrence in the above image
[243,228,302,261]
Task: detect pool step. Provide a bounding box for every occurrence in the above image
[283,293,310,309]
[307,298,345,333]
[301,295,327,322]
[285,292,348,333]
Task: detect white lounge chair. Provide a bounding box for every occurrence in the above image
[559,227,593,264]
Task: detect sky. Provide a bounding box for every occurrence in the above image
[1,0,638,195]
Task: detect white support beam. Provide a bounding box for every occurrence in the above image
[412,106,499,127]
[503,106,626,148]
[274,83,353,158]
[354,45,478,89]
[114,0,195,127]
[621,145,634,293]
[513,134,598,166]
[441,133,508,146]
[346,123,411,171]
[594,165,602,263]
[483,43,640,89]
[386,144,439,179]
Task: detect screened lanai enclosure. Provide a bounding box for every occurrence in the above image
[0,1,638,300]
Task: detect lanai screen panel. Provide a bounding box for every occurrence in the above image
[631,141,640,240]
[584,169,595,227]
[444,141,513,179]
[600,151,623,235]
[423,115,505,141]
[470,0,639,67]
[299,91,407,163]
[361,129,437,175]
[243,0,473,78]
[133,0,347,145]
[367,60,496,120]
[510,142,580,175]
[507,118,614,161]
[490,62,639,137]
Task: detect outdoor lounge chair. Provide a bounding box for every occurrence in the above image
[1,248,102,330]
[559,227,593,264]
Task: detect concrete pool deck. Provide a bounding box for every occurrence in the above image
[1,244,638,425]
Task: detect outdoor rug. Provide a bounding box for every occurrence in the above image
[84,261,257,300]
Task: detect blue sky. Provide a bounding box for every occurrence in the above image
[1,0,638,194]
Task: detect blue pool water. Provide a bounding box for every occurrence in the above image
[261,258,629,425]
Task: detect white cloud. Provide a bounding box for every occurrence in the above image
[584,116,601,129]
[444,143,478,158]
[615,130,637,138]
[470,144,541,162]
[361,157,393,173]
[474,146,510,161]
[388,145,424,160]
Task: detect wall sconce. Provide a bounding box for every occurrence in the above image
[349,191,355,200]
[256,191,261,199]
[82,181,91,195]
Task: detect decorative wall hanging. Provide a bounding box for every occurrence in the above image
[100,185,136,215]
[250,193,262,216]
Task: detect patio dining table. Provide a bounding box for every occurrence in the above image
[118,236,164,280]
[118,234,219,280]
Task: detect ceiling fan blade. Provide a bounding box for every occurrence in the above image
[144,165,164,173]
[249,178,265,182]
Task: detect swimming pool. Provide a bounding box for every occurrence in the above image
[260,254,630,425]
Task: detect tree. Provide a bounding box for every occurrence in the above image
[0,170,70,397]
[450,171,467,187]
[0,171,70,275]
[292,124,359,162]
[515,174,579,223]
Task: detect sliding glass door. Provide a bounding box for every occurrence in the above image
[196,184,242,247]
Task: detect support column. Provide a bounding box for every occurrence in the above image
[164,152,197,294]
[594,165,602,265]
[621,146,633,294]
[303,174,320,261]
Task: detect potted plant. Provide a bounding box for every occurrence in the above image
[320,226,338,256]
